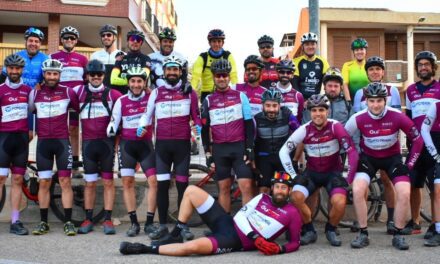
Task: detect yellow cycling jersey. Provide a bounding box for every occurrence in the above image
[341,59,369,99]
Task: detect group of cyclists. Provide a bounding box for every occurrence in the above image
[0,23,440,257]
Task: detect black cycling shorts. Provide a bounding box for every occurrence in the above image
[119,139,155,177]
[155,139,190,181]
[82,138,114,180]
[356,153,410,184]
[256,154,284,187]
[36,138,72,178]
[212,141,252,181]
[293,170,348,198]
[410,148,435,189]
[0,132,28,175]
[202,200,243,254]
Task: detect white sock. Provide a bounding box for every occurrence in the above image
[435,222,440,233]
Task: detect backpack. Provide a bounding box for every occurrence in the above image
[79,84,112,119]
[200,51,231,72]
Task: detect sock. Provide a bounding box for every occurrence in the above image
[176,181,189,209]
[435,222,440,233]
[11,209,20,223]
[387,207,394,223]
[86,209,93,221]
[104,210,112,221]
[157,180,170,225]
[40,208,48,223]
[146,212,154,225]
[303,222,315,232]
[64,208,72,222]
[129,211,139,225]
[170,220,186,237]
[360,227,369,236]
[150,245,159,254]
[72,156,79,169]
[325,222,336,232]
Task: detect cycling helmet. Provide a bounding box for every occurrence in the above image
[210,59,232,74]
[4,54,25,67]
[257,35,274,46]
[163,55,184,69]
[243,55,264,69]
[207,29,225,41]
[365,56,385,71]
[24,27,44,40]
[86,59,105,73]
[262,88,283,103]
[60,26,79,38]
[323,67,343,85]
[306,94,330,110]
[415,51,437,65]
[364,82,387,98]
[276,59,295,72]
[301,32,318,44]
[271,171,294,187]
[351,38,368,50]
[42,59,63,72]
[127,29,145,41]
[159,27,176,41]
[99,24,117,35]
[126,67,148,80]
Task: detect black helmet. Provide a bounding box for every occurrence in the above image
[24,27,44,41]
[4,54,25,67]
[86,59,105,73]
[323,67,343,85]
[127,29,145,41]
[207,29,225,41]
[307,94,330,110]
[257,35,274,46]
[276,59,295,72]
[211,59,232,74]
[271,171,294,187]
[365,56,385,71]
[243,55,264,69]
[364,82,387,98]
[159,27,176,41]
[262,88,283,103]
[60,26,79,39]
[415,51,437,65]
[351,38,368,50]
[100,24,117,35]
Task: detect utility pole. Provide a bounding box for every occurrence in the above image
[309,0,320,54]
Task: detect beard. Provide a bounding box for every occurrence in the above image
[418,71,434,81]
[271,193,288,207]
[166,75,180,86]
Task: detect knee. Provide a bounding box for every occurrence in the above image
[11,175,23,186]
[352,184,366,199]
[184,185,199,197]
[0,176,7,185]
[397,188,410,201]
[39,179,51,190]
[184,242,199,254]
[85,181,97,189]
[122,178,135,188]
[103,179,114,189]
[331,195,347,209]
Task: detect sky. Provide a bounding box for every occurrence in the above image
[173,0,440,80]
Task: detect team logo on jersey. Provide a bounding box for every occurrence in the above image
[424,117,432,126]
[341,137,350,151]
[287,141,294,150]
[309,72,316,78]
[410,126,420,138]
[315,64,321,70]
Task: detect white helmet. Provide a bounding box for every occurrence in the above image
[60,26,79,39]
[301,32,318,44]
[163,55,184,69]
[42,59,63,72]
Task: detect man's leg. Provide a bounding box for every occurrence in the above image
[329,193,347,227]
[394,181,411,230]
[352,176,369,228]
[217,177,232,213]
[290,185,317,245]
[238,178,254,205]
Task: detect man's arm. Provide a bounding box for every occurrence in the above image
[405,93,412,119]
[190,89,201,126]
[390,86,402,110]
[110,65,128,87]
[400,114,423,170]
[281,207,302,253]
[232,194,263,236]
[279,125,306,177]
[240,93,254,155]
[334,122,359,183]
[341,62,351,101]
[421,103,438,158]
[201,98,211,153]
[138,88,158,127]
[107,98,122,136]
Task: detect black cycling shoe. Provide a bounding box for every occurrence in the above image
[10,221,29,236]
[325,230,342,247]
[126,223,140,237]
[424,232,440,247]
[392,235,409,250]
[300,230,317,245]
[386,221,396,235]
[148,224,168,240]
[351,233,369,248]
[151,233,183,246]
[424,224,435,240]
[119,242,148,255]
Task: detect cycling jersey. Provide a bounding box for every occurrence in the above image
[191,50,238,93]
[276,82,304,122]
[0,78,32,133]
[109,91,151,141]
[406,80,440,130]
[292,55,330,100]
[421,101,440,158]
[1,50,48,89]
[353,85,401,113]
[139,80,201,140]
[344,107,423,170]
[328,95,352,125]
[111,52,151,94]
[148,50,187,89]
[243,57,279,89]
[341,59,369,99]
[233,83,266,116]
[28,84,79,139]
[280,119,358,183]
[90,49,122,87]
[73,84,122,140]
[50,50,88,88]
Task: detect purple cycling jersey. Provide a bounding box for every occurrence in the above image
[233,193,301,253]
[345,107,423,170]
[50,51,88,88]
[234,83,266,116]
[0,79,32,133]
[73,84,122,140]
[276,83,304,123]
[280,119,358,183]
[139,81,201,140]
[29,84,79,139]
[406,80,440,130]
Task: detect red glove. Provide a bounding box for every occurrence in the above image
[254,236,280,255]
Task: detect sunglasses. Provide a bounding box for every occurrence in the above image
[277,70,293,75]
[62,36,77,41]
[273,171,291,181]
[89,72,104,77]
[245,67,259,72]
[214,73,229,78]
[259,45,273,49]
[128,35,143,43]
[101,33,113,38]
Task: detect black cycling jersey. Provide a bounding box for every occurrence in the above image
[113,52,151,94]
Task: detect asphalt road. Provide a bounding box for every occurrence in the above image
[0,222,437,264]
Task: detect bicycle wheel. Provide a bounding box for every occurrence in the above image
[167,164,212,227]
[0,184,6,213]
[50,174,105,226]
